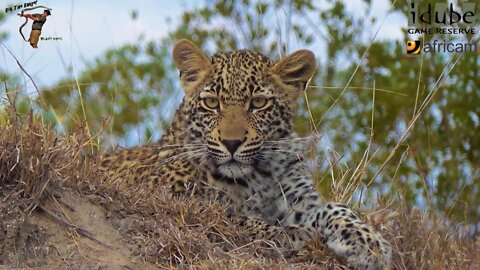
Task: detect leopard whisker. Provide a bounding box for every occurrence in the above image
[152,142,207,150]
[260,149,307,156]
[155,148,208,167]
[263,134,320,144]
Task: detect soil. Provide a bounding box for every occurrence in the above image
[1,189,160,270]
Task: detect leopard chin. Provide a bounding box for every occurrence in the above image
[217,161,253,179]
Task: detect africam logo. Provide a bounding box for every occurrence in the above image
[406,39,478,55]
[406,40,421,55]
[4,1,55,48]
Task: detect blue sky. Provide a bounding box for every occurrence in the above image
[1,1,198,92]
[1,0,405,96]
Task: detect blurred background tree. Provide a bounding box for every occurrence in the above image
[1,0,479,234]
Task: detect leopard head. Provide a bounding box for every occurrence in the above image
[173,40,316,178]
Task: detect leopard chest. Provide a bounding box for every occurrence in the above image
[205,165,288,218]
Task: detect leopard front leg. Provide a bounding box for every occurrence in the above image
[318,203,392,269]
[278,198,391,269]
[271,167,392,269]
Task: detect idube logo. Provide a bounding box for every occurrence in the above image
[408,2,476,28]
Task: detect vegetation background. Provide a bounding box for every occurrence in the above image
[1,0,479,245]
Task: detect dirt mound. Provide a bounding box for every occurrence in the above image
[0,108,334,269]
[0,108,136,269]
[1,107,479,269]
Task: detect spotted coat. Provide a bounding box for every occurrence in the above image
[99,40,392,270]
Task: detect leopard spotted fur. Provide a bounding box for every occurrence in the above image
[99,40,392,269]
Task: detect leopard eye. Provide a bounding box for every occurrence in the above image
[203,97,219,110]
[250,97,269,110]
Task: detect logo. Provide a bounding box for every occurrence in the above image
[406,40,478,55]
[406,40,421,55]
[4,1,61,49]
[408,2,476,27]
[406,1,478,55]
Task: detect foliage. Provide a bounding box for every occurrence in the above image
[42,41,178,145]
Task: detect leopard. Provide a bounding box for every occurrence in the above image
[98,39,392,270]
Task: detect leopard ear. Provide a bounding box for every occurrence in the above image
[270,50,316,101]
[173,39,212,93]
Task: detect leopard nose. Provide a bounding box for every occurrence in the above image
[221,139,243,154]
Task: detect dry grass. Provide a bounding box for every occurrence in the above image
[0,105,94,267]
[0,103,478,269]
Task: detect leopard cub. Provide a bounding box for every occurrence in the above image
[99,40,392,269]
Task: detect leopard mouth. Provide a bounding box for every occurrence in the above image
[224,160,240,165]
[213,155,251,166]
[215,161,253,179]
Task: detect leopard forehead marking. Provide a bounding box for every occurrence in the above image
[205,50,275,104]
